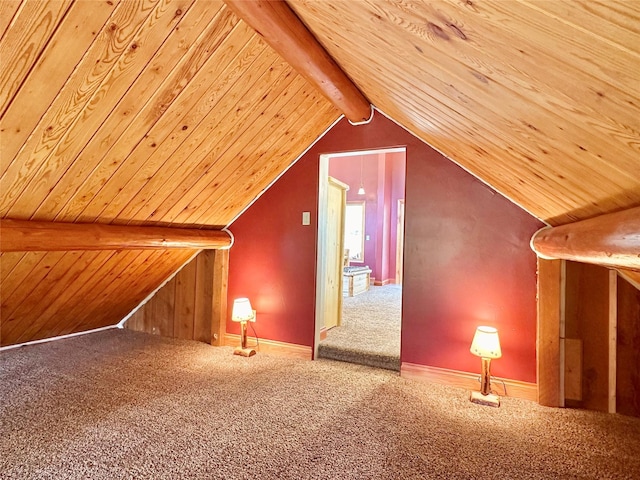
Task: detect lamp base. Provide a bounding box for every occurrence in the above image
[470,390,500,407]
[233,346,256,357]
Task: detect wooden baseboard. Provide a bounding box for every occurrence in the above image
[319,327,328,341]
[400,363,538,402]
[372,278,392,286]
[223,334,312,360]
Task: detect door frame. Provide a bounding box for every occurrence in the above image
[313,154,331,359]
[396,199,405,285]
[314,148,407,360]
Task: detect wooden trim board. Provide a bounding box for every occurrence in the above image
[401,362,538,402]
[319,327,328,341]
[223,333,312,360]
[608,269,617,414]
[536,258,564,407]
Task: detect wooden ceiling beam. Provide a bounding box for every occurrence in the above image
[223,0,371,123]
[0,219,232,252]
[531,206,640,270]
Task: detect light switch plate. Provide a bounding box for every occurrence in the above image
[302,211,311,225]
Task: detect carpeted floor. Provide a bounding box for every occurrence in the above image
[2,329,640,479]
[318,285,402,370]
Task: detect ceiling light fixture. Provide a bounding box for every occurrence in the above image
[358,157,365,195]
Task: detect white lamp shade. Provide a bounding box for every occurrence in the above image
[470,326,502,359]
[231,298,254,322]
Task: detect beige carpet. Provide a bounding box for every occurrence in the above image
[1,329,640,479]
[318,285,401,370]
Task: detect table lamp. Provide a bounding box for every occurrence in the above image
[231,297,256,357]
[470,326,502,407]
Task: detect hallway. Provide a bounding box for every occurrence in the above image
[318,285,401,370]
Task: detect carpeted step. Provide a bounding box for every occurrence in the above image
[317,343,400,371]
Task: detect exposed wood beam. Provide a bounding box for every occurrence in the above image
[0,219,232,252]
[531,206,640,270]
[223,0,371,123]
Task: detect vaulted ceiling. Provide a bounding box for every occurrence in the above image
[290,0,640,226]
[1,0,639,345]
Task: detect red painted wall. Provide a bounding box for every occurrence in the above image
[225,155,319,346]
[227,112,543,382]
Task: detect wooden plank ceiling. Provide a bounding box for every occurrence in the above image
[290,0,640,226]
[0,0,339,345]
[2,0,639,345]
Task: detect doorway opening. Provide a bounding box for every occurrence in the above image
[314,148,406,371]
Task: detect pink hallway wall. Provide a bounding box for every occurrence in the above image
[375,155,389,283]
[388,151,406,281]
[227,112,543,383]
[327,154,377,274]
[328,152,406,283]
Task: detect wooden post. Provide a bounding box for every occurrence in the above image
[564,262,611,411]
[537,258,564,407]
[608,270,617,414]
[211,249,229,346]
[616,275,640,417]
[194,251,215,343]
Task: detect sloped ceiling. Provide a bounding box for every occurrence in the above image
[290,0,640,226]
[0,0,339,345]
[1,0,639,345]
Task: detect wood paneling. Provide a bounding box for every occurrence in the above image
[1,0,118,161]
[617,275,640,417]
[0,249,196,346]
[289,0,640,225]
[3,0,639,347]
[0,1,23,41]
[537,258,563,407]
[144,275,176,337]
[0,1,338,345]
[125,250,226,344]
[564,338,583,402]
[174,258,197,339]
[193,251,214,343]
[564,262,611,412]
[0,0,73,115]
[210,248,228,346]
[224,0,370,123]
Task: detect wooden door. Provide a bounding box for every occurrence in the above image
[324,177,347,329]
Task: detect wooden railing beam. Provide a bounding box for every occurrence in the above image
[531,206,640,270]
[0,219,232,251]
[224,0,371,123]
